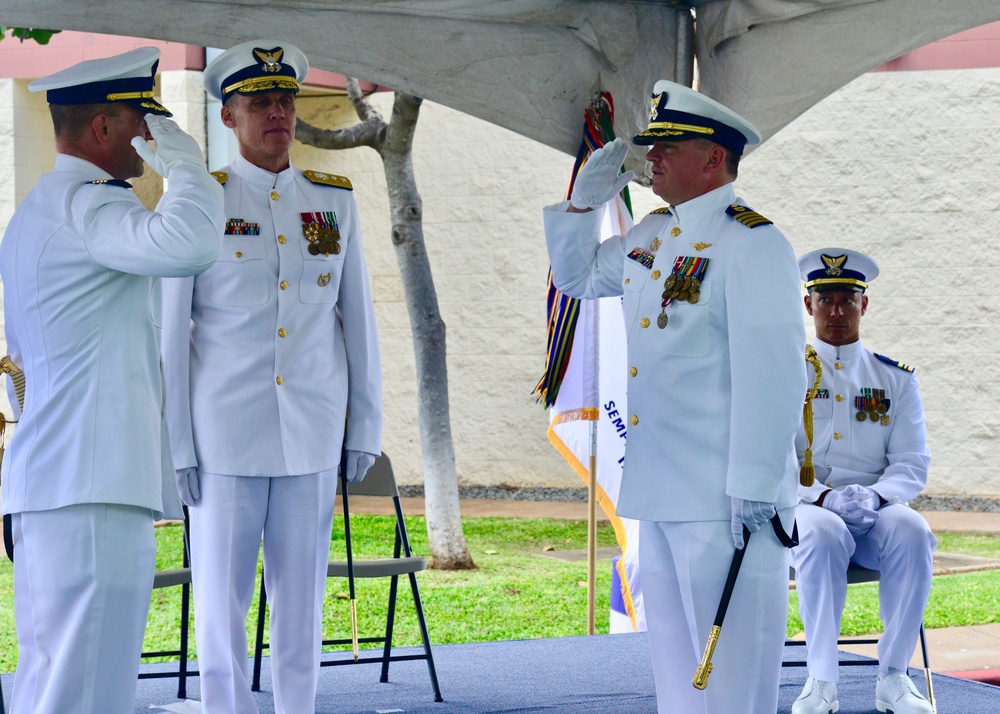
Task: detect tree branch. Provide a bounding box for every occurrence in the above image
[295,77,388,152]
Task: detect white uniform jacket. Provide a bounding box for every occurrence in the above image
[797,338,930,504]
[161,153,382,477]
[0,154,223,517]
[544,183,806,522]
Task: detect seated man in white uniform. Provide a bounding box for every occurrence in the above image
[0,48,223,713]
[791,248,936,714]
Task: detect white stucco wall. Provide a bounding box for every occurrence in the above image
[1,64,997,496]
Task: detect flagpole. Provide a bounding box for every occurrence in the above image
[587,418,597,635]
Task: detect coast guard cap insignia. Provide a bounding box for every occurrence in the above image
[822,254,847,276]
[253,47,284,73]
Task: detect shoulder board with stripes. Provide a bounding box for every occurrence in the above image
[726,204,773,228]
[303,170,353,190]
[87,179,132,189]
[650,207,671,215]
[210,171,228,185]
[874,353,915,373]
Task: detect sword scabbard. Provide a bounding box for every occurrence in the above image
[692,624,721,690]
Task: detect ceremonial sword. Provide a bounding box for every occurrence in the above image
[692,525,751,690]
[340,447,360,659]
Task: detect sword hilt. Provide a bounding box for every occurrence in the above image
[692,625,720,690]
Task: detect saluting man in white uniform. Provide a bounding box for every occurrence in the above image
[791,248,936,714]
[543,81,806,714]
[161,40,382,714]
[0,48,223,714]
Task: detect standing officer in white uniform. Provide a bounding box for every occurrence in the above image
[0,48,223,714]
[791,249,936,714]
[543,81,805,714]
[161,39,382,714]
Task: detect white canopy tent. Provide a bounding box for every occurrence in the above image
[4,0,1000,162]
[3,1,1000,170]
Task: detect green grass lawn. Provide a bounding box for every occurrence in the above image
[0,519,995,672]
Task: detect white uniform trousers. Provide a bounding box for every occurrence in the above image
[791,503,937,681]
[641,510,793,714]
[190,471,336,714]
[11,503,156,714]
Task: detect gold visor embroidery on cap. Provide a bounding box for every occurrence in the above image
[224,77,300,95]
[105,90,155,101]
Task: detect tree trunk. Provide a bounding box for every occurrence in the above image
[380,93,473,570]
[296,82,475,570]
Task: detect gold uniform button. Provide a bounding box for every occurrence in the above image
[670,227,681,237]
[276,375,284,385]
[280,280,288,290]
[640,317,650,328]
[833,432,841,440]
[235,251,243,258]
[277,234,286,244]
[651,270,661,280]
[835,394,844,402]
[630,367,637,377]
[278,328,287,338]
[270,190,280,200]
[624,278,630,285]
[834,362,842,370]
[630,415,639,426]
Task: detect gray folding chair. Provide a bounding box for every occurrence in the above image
[251,453,442,702]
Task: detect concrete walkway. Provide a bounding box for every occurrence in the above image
[346,496,1000,685]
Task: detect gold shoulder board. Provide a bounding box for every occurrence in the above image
[650,207,671,214]
[725,204,773,228]
[303,170,353,190]
[210,171,228,185]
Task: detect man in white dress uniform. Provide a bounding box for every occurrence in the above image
[0,47,223,713]
[791,248,936,714]
[543,80,806,713]
[161,40,382,714]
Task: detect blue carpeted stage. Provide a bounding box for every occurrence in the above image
[12,632,993,713]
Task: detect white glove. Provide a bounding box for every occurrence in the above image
[840,483,882,512]
[131,114,206,177]
[822,488,878,536]
[730,497,776,549]
[343,450,377,483]
[569,137,636,211]
[175,467,200,506]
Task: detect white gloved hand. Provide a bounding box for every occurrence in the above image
[840,483,882,512]
[569,137,636,211]
[730,497,776,549]
[343,450,377,484]
[822,488,878,536]
[175,467,200,506]
[131,114,206,177]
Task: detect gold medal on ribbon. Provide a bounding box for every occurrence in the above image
[881,415,891,426]
[856,411,867,422]
[869,411,879,423]
[657,311,669,328]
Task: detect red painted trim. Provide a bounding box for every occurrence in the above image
[0,30,383,92]
[874,20,1000,72]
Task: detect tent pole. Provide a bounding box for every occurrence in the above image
[675,6,695,87]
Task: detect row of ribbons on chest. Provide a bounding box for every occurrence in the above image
[626,249,710,329]
[223,212,343,257]
[814,387,892,426]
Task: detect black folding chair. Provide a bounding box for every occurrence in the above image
[139,507,198,699]
[251,453,442,702]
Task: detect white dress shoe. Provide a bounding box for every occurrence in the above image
[792,677,839,714]
[875,672,933,713]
